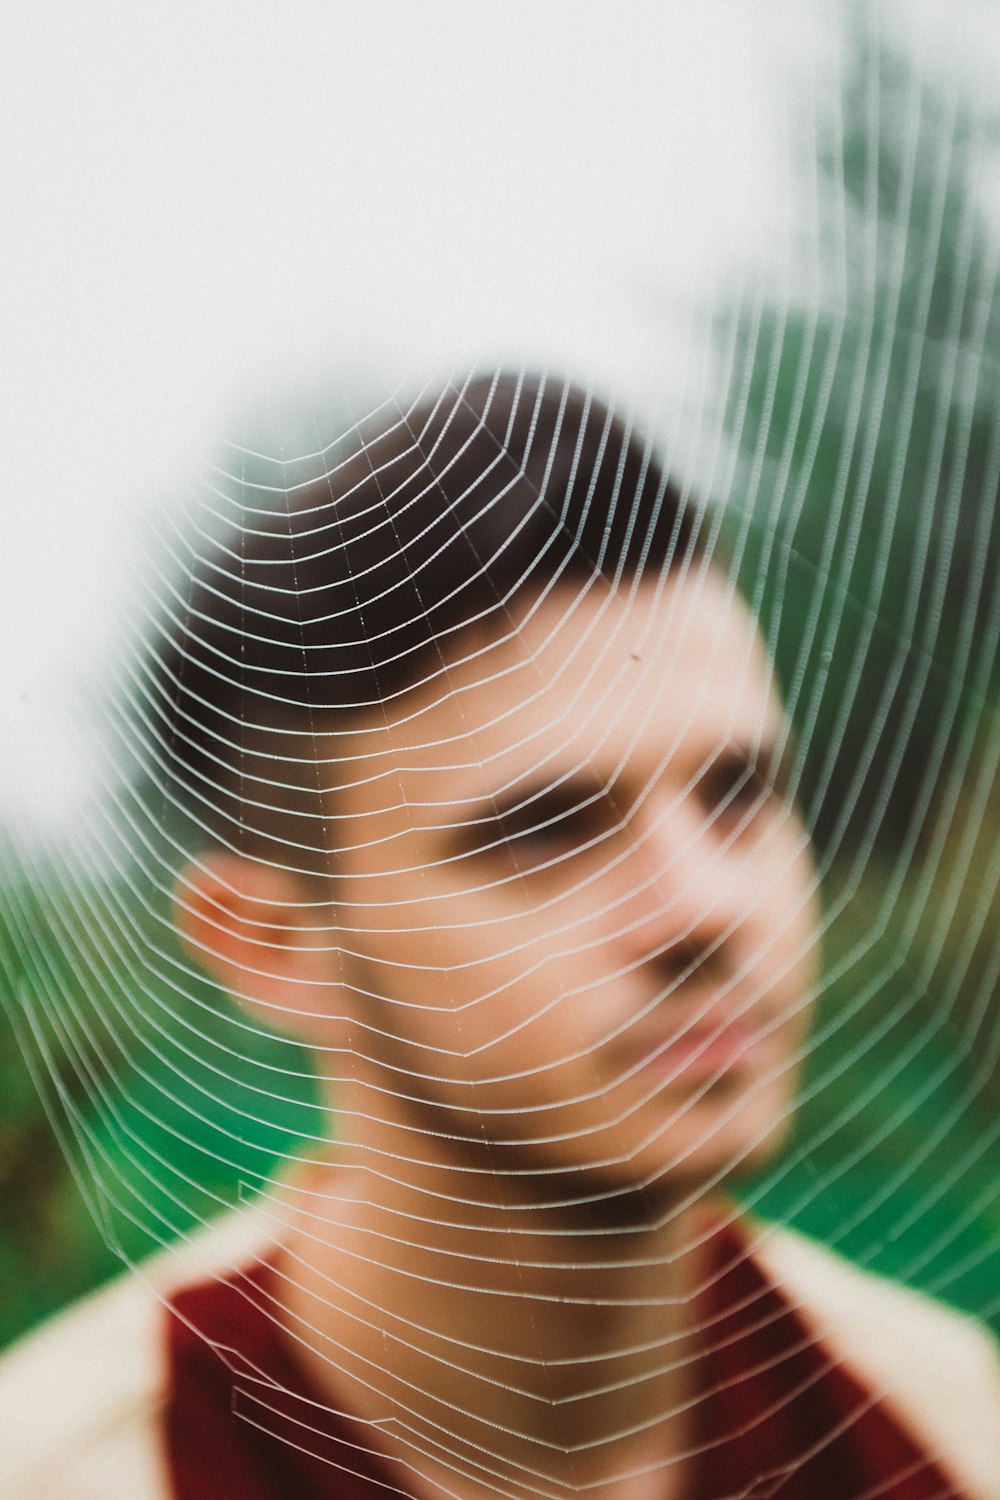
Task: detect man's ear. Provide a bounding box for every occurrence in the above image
[173,850,344,1037]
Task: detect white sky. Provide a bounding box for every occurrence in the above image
[0,0,986,844]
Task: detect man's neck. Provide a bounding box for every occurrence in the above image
[273,1116,721,1500]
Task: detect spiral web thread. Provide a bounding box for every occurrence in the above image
[2,8,1000,1497]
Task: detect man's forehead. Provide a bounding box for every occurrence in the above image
[328,572,784,806]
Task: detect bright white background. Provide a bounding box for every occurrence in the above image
[0,0,986,840]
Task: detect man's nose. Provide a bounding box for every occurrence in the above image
[606,794,751,975]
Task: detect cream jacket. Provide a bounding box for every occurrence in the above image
[1,1210,998,1499]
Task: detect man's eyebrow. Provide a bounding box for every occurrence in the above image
[701,732,800,811]
[446,729,799,852]
[701,730,793,780]
[453,771,611,844]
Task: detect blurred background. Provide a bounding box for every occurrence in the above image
[3,0,1000,1348]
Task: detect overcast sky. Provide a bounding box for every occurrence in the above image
[1,0,989,846]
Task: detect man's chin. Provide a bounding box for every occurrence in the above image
[611,1085,796,1200]
[371,1072,794,1222]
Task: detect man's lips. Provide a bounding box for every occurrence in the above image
[635,1017,771,1083]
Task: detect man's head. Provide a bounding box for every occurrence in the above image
[159,372,818,1205]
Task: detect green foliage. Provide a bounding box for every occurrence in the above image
[723,26,1000,856]
[741,852,1000,1325]
[728,20,1000,1322]
[0,837,321,1349]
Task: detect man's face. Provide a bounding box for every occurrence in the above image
[327,570,819,1198]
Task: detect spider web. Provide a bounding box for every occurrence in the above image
[2,4,999,1497]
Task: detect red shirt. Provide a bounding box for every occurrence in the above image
[164,1226,965,1499]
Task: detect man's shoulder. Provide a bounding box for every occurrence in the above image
[752,1220,1000,1500]
[0,1207,276,1500]
[2,1210,998,1499]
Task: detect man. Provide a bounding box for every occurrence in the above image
[4,373,1000,1498]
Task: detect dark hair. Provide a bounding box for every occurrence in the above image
[149,371,701,866]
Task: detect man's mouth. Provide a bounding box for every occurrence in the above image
[636,1016,770,1085]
